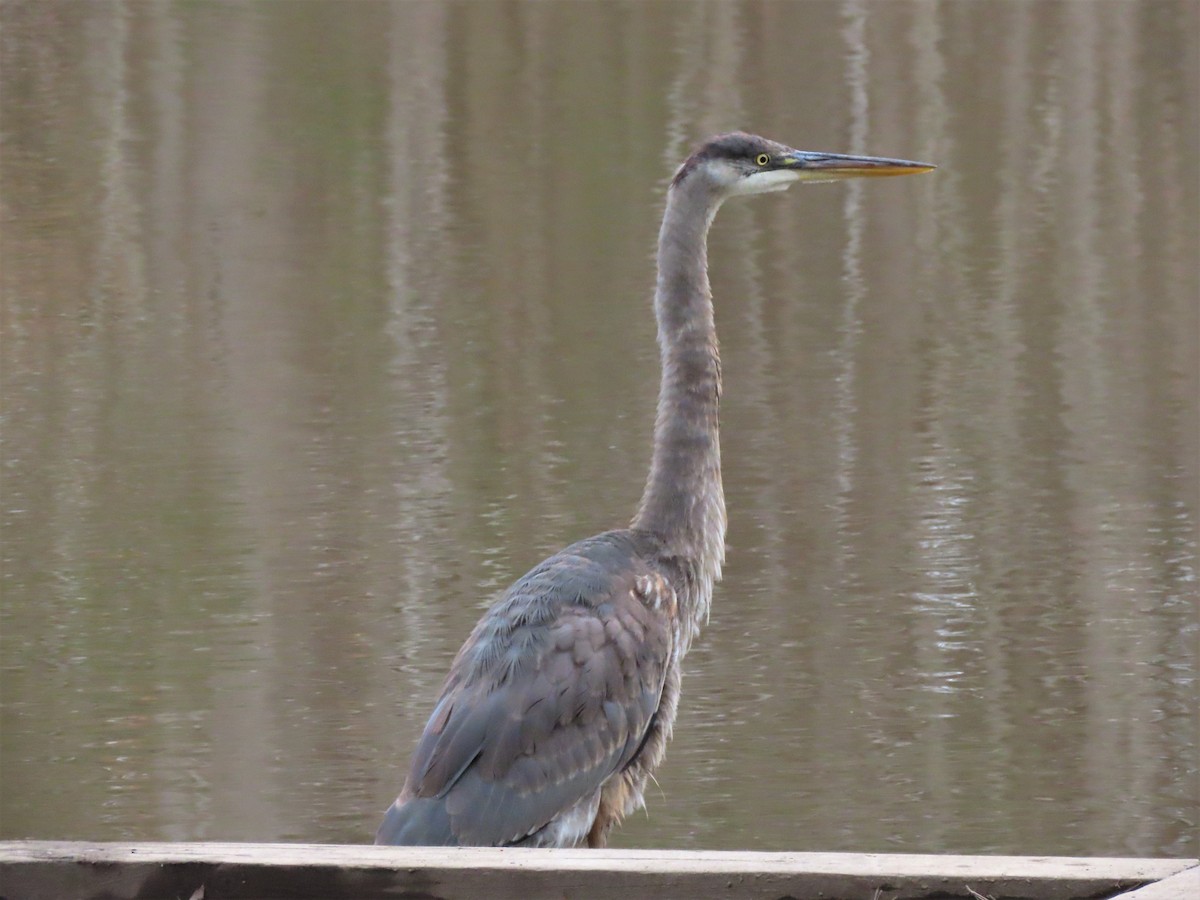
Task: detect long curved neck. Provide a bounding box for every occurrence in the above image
[633,175,727,611]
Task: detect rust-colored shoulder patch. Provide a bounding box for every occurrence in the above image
[634,572,677,618]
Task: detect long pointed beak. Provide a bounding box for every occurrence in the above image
[783,151,935,182]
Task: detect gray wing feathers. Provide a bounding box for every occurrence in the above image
[377,538,674,846]
[375,796,453,846]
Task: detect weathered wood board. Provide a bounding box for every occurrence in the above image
[0,842,1194,900]
[1106,864,1200,900]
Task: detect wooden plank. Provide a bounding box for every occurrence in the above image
[1109,864,1200,899]
[0,841,1194,900]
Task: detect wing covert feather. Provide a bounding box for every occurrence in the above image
[388,535,676,846]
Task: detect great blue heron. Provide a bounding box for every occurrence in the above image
[375,133,933,848]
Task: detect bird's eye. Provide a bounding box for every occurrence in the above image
[755,154,770,166]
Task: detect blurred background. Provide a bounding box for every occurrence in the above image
[1,0,1196,856]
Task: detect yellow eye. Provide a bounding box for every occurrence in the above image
[756,154,770,166]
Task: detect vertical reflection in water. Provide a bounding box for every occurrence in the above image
[831,0,867,581]
[188,5,277,841]
[445,2,564,583]
[1054,0,1131,849]
[662,3,705,170]
[702,2,744,135]
[989,7,1075,834]
[1059,2,1196,855]
[506,2,563,551]
[374,0,453,808]
[662,2,745,161]
[988,0,1034,620]
[82,0,158,837]
[145,1,186,333]
[996,113,1061,758]
[822,0,880,842]
[141,0,218,840]
[1055,0,1103,459]
[976,0,1034,846]
[40,13,104,640]
[3,2,123,839]
[1137,1,1200,857]
[903,0,980,852]
[91,1,146,319]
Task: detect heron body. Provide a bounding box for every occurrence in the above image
[376,133,933,848]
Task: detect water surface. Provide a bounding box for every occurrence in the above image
[1,0,1197,855]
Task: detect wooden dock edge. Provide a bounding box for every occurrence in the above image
[0,842,1194,900]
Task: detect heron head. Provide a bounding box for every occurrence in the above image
[674,132,935,197]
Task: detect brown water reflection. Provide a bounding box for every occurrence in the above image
[1,0,1196,855]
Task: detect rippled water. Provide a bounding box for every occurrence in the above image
[2,0,1196,855]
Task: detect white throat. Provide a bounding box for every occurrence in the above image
[733,168,803,195]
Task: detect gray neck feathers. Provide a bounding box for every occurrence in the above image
[632,174,727,633]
